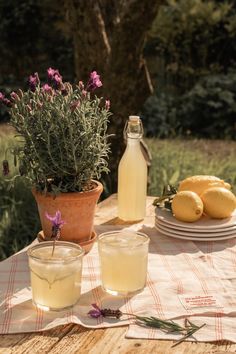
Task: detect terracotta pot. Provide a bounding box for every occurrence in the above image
[32,180,103,243]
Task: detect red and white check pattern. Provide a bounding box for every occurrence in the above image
[0,224,236,343]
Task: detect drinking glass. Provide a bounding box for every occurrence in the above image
[28,241,84,311]
[98,230,149,296]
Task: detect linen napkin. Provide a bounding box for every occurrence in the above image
[0,223,236,343]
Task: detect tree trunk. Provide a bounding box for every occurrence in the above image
[64,0,163,192]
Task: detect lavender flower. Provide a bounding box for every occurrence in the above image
[2,98,11,107]
[61,84,68,96]
[42,84,53,94]
[88,303,103,318]
[47,68,63,89]
[45,210,66,240]
[2,160,10,176]
[47,67,61,81]
[10,92,20,101]
[88,304,122,319]
[105,100,110,110]
[86,71,102,91]
[54,74,63,89]
[0,92,11,107]
[28,72,40,92]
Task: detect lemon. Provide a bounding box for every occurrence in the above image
[200,187,236,219]
[178,175,231,196]
[172,191,204,222]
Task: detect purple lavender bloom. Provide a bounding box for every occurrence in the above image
[47,67,63,89]
[88,304,122,319]
[2,160,10,176]
[42,84,53,94]
[10,92,20,101]
[105,99,110,110]
[86,71,102,91]
[88,304,103,318]
[54,74,63,89]
[3,98,11,107]
[45,210,66,239]
[28,72,40,92]
[47,67,61,81]
[0,92,11,107]
[61,86,68,96]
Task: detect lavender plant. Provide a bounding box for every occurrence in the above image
[0,69,111,194]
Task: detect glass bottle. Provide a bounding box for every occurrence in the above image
[118,116,147,221]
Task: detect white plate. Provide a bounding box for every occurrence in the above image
[155,225,236,242]
[156,218,236,234]
[155,208,236,230]
[156,221,236,238]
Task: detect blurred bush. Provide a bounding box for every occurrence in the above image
[0,133,40,260]
[147,0,236,93]
[142,72,236,139]
[142,0,236,139]
[178,72,236,138]
[141,94,180,138]
[0,0,74,123]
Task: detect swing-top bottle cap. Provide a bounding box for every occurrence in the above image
[125,116,143,138]
[129,115,140,124]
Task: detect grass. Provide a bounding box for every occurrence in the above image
[147,138,236,196]
[0,128,40,260]
[0,126,236,260]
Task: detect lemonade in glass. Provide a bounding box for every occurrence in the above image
[98,231,149,296]
[28,241,84,311]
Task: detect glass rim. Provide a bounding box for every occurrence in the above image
[27,241,84,263]
[97,230,150,248]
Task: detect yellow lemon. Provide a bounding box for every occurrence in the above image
[172,191,204,222]
[178,175,231,196]
[200,187,236,219]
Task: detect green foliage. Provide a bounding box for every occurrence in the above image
[0,0,73,82]
[0,0,41,72]
[142,72,236,139]
[6,76,111,194]
[178,72,236,138]
[0,133,40,260]
[141,94,180,138]
[148,0,236,92]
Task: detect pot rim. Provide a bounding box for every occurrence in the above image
[32,180,103,200]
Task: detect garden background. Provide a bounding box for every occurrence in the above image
[0,0,236,260]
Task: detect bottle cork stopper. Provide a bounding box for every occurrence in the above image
[129,115,140,124]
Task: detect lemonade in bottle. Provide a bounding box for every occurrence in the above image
[118,116,147,221]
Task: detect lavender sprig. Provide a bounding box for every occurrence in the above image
[88,304,205,347]
[45,210,66,256]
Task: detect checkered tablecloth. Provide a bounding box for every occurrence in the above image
[0,223,236,343]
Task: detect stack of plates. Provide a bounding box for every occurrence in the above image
[155,208,236,241]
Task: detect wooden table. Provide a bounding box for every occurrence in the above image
[0,195,235,354]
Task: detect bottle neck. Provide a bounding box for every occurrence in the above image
[126,136,141,146]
